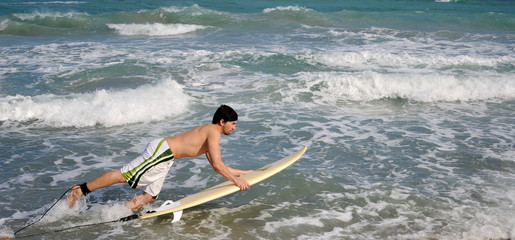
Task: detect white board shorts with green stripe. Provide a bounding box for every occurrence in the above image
[121,138,174,199]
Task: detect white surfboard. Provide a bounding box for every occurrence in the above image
[139,146,307,220]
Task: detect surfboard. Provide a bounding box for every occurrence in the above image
[139,146,307,220]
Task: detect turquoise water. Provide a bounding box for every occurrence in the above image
[1,0,514,239]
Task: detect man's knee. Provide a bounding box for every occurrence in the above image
[107,170,126,184]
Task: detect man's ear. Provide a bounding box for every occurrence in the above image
[218,119,225,126]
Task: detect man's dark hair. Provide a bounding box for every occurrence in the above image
[212,105,238,124]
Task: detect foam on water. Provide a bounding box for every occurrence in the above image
[13,199,134,237]
[107,23,208,36]
[12,11,90,21]
[311,71,514,102]
[304,49,514,72]
[0,79,190,127]
[263,6,314,14]
[248,99,514,239]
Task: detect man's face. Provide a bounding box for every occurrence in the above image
[222,120,237,135]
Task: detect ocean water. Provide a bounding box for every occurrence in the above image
[1,0,514,239]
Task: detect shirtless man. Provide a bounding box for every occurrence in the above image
[66,105,252,211]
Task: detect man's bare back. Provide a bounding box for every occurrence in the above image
[166,123,225,159]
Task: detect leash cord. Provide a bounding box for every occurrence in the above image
[14,187,71,236]
[12,188,138,239]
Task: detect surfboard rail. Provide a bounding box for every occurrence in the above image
[139,146,307,219]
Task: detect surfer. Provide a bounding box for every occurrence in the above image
[66,105,253,211]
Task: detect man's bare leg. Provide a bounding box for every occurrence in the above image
[66,170,126,208]
[126,192,156,211]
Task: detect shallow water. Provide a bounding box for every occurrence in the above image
[1,0,514,239]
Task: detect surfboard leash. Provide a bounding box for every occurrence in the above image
[5,187,139,239]
[12,214,139,239]
[11,187,72,237]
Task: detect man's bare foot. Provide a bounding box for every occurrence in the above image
[66,185,84,208]
[126,192,156,211]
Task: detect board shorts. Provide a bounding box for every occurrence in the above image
[121,138,174,199]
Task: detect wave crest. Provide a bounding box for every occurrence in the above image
[297,71,515,102]
[0,80,190,127]
[263,6,314,14]
[106,23,206,36]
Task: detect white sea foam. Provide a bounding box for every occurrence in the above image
[157,4,205,13]
[106,23,207,36]
[0,79,190,127]
[0,19,8,31]
[296,227,347,240]
[13,11,90,21]
[0,227,14,240]
[1,41,131,82]
[263,208,353,234]
[263,6,313,14]
[291,71,515,102]
[30,199,133,232]
[306,50,514,71]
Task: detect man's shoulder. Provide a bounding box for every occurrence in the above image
[198,124,221,141]
[184,124,217,136]
[199,124,219,134]
[171,124,213,138]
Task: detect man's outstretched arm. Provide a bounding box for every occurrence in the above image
[206,151,251,191]
[205,133,250,190]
